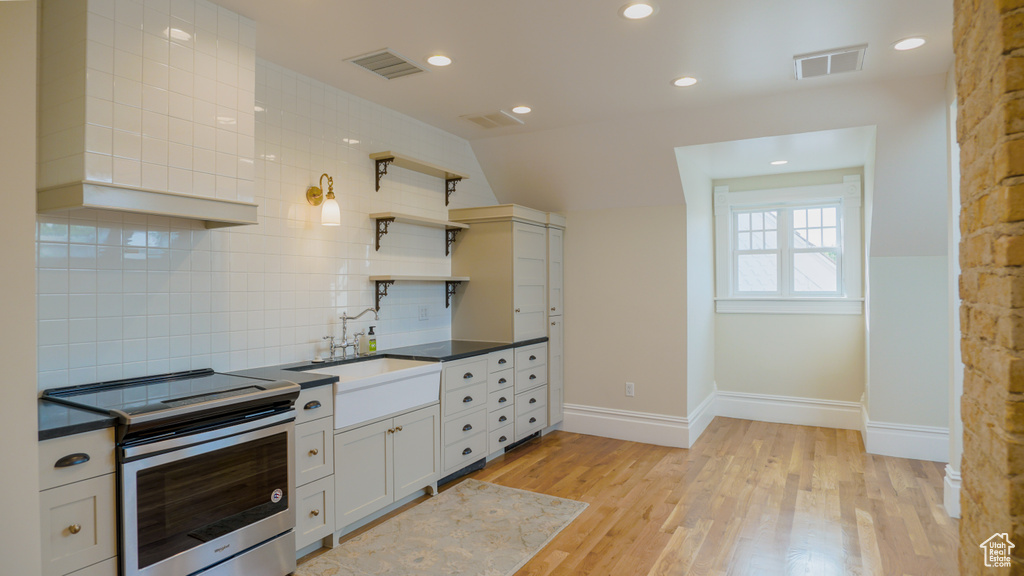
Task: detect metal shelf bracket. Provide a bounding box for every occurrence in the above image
[445,281,462,309]
[375,157,395,192]
[374,217,396,251]
[445,228,461,256]
[445,178,461,206]
[375,280,395,311]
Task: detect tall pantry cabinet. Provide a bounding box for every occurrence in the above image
[449,205,565,429]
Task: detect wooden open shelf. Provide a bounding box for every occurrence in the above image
[368,275,470,311]
[369,212,469,254]
[369,151,470,205]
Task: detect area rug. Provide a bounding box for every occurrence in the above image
[294,478,588,576]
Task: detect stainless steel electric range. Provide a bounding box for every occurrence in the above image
[44,369,301,576]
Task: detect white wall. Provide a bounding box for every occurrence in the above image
[676,153,715,419]
[868,256,949,427]
[563,206,687,417]
[35,56,498,389]
[0,1,42,572]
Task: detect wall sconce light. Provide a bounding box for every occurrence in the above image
[306,173,341,226]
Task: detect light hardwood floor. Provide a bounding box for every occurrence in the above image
[311,416,958,575]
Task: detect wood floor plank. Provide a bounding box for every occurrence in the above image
[299,417,958,576]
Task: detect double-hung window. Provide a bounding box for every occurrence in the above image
[714,176,862,314]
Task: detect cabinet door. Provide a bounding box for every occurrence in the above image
[40,474,116,576]
[549,316,564,425]
[548,227,563,316]
[334,419,393,529]
[295,476,335,551]
[295,417,334,487]
[512,222,548,341]
[392,405,441,501]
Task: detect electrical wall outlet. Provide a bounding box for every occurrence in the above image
[625,382,635,397]
[418,305,429,321]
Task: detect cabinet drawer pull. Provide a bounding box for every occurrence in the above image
[498,378,506,384]
[529,355,536,361]
[395,426,403,432]
[529,398,537,404]
[55,453,90,468]
[515,308,521,313]
[551,307,556,311]
[529,417,537,424]
[304,400,322,410]
[529,374,537,380]
[387,428,395,434]
[499,435,507,442]
[68,524,82,535]
[498,415,507,423]
[463,395,473,403]
[462,424,473,431]
[311,509,320,517]
[498,396,507,404]
[463,372,474,379]
[308,448,319,456]
[498,358,506,364]
[462,447,472,456]
[552,322,556,325]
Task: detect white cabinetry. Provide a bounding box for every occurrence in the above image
[547,218,565,426]
[440,356,490,474]
[334,404,440,531]
[38,428,117,576]
[514,342,549,441]
[294,386,336,552]
[486,349,515,454]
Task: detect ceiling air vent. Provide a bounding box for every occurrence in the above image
[347,49,426,80]
[460,110,525,129]
[793,44,867,79]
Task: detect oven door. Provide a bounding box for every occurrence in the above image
[120,411,295,576]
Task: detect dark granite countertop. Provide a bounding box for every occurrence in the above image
[38,338,548,439]
[38,399,117,441]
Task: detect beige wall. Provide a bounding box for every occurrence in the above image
[563,206,687,417]
[715,314,865,401]
[0,1,42,572]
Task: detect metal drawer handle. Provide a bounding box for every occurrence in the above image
[462,424,473,432]
[529,398,537,404]
[498,396,507,403]
[55,453,90,468]
[463,372,473,379]
[498,415,507,423]
[387,428,395,434]
[529,374,537,380]
[463,395,473,403]
[529,417,537,424]
[395,426,403,432]
[462,447,472,456]
[552,322,556,326]
[68,524,82,535]
[304,400,322,410]
[498,358,506,364]
[311,509,320,517]
[498,378,506,384]
[515,308,520,313]
[551,307,556,311]
[499,435,507,442]
[529,355,536,361]
[309,448,319,456]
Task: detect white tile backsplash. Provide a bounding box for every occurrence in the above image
[36,54,498,389]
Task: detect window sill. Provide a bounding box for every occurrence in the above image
[715,298,863,315]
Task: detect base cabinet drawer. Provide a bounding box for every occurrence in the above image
[67,558,117,576]
[296,417,334,487]
[443,408,487,445]
[515,388,548,415]
[489,426,514,454]
[488,389,513,413]
[488,405,514,430]
[444,358,489,391]
[515,343,547,371]
[443,381,488,416]
[295,476,335,550]
[39,428,116,491]
[40,474,116,576]
[487,369,514,394]
[488,349,514,373]
[296,386,334,424]
[443,431,487,474]
[515,410,547,441]
[514,365,547,394]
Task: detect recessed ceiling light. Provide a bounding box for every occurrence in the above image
[511,106,532,114]
[343,138,360,145]
[620,3,655,19]
[771,160,788,166]
[893,37,926,51]
[672,76,698,87]
[426,55,452,66]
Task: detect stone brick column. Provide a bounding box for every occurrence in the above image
[955,0,1024,573]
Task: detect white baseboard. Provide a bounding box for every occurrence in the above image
[563,404,693,448]
[861,409,949,463]
[715,390,862,430]
[944,465,961,518]
[686,391,716,447]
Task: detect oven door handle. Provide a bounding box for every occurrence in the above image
[122,410,295,461]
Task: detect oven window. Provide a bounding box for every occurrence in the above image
[135,432,288,569]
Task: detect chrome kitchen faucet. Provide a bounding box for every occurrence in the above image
[324,308,378,360]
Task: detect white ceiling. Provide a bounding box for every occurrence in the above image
[210,0,953,141]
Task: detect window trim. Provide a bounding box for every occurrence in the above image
[713,176,862,315]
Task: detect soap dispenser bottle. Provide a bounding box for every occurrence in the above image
[368,326,377,353]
